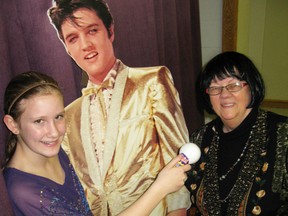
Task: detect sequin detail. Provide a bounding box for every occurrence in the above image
[39,163,92,215]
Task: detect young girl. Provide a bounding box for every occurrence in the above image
[2,71,190,216]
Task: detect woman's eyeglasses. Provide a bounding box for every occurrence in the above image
[206,82,248,95]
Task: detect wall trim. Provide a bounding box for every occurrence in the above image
[261,99,288,109]
[222,0,238,51]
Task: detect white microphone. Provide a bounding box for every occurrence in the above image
[176,143,201,166]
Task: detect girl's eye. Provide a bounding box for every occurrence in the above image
[56,114,65,120]
[34,119,43,124]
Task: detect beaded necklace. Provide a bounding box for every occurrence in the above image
[218,133,251,182]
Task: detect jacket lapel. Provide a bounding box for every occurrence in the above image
[102,63,129,180]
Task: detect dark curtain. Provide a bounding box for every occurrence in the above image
[0,0,202,213]
[107,0,204,134]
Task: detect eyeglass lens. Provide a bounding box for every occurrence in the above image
[207,82,246,95]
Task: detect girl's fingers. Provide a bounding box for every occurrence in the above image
[165,154,185,168]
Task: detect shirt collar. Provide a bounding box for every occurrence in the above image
[86,59,120,89]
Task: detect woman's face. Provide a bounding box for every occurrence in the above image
[209,77,252,132]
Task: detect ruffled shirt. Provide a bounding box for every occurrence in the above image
[84,60,119,174]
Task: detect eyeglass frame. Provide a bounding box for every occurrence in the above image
[206,82,248,95]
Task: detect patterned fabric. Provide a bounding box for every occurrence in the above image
[186,109,288,216]
[3,149,92,216]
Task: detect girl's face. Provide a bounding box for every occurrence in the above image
[14,92,66,160]
[209,77,252,132]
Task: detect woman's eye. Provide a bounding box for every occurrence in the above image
[210,86,219,90]
[209,86,221,91]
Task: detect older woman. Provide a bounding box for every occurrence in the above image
[186,51,288,215]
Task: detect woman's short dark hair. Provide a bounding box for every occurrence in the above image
[199,51,265,114]
[48,0,114,41]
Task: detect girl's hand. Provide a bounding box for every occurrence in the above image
[154,154,191,195]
